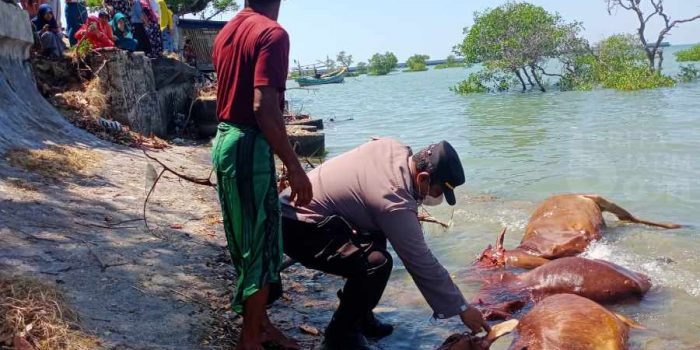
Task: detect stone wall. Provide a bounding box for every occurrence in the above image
[89,51,196,137]
[90,50,164,136]
[0,1,96,152]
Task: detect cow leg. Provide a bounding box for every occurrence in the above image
[583,194,681,229]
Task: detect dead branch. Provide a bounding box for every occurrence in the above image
[141,149,216,231]
[142,149,216,187]
[143,168,165,231]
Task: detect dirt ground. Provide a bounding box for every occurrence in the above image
[0,142,342,349]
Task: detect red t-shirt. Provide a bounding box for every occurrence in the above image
[212,8,289,126]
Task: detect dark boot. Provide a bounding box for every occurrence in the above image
[318,317,381,350]
[360,311,393,339]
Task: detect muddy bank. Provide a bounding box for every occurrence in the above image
[1,143,343,349]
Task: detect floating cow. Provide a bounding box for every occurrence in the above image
[508,294,642,350]
[473,256,651,320]
[477,194,681,269]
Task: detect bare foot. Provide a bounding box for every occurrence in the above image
[261,320,300,349]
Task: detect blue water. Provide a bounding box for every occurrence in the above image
[286,47,700,349]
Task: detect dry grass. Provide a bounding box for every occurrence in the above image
[4,145,101,180]
[0,273,99,350]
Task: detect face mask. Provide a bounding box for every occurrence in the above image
[422,193,444,206]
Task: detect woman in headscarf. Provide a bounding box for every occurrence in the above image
[64,0,88,46]
[74,16,115,49]
[140,0,162,58]
[31,4,65,58]
[110,11,138,51]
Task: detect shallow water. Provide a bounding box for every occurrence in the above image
[286,46,700,349]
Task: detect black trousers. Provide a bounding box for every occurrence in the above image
[282,217,393,329]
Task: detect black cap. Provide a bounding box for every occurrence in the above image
[98,9,110,18]
[417,141,465,206]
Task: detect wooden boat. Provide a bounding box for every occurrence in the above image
[295,67,347,87]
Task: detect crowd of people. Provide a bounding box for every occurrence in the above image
[19,0,185,60]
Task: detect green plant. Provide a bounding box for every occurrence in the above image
[451,72,488,94]
[675,45,700,62]
[452,69,514,94]
[454,2,585,92]
[72,39,93,62]
[435,55,465,69]
[367,52,398,76]
[405,54,430,72]
[355,62,368,75]
[677,64,699,82]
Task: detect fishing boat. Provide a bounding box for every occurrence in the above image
[295,67,347,87]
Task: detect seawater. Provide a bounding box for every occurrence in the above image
[286,45,700,349]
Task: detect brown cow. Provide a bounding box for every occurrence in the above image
[437,320,518,350]
[477,194,681,269]
[508,294,642,350]
[473,257,651,320]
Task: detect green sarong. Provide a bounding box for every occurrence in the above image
[212,122,283,313]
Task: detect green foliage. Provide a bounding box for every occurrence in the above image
[456,3,572,70]
[405,54,430,72]
[85,0,102,9]
[677,64,699,83]
[452,73,487,94]
[453,2,584,93]
[435,55,465,69]
[336,51,353,68]
[355,62,368,75]
[368,52,398,76]
[72,39,93,61]
[562,34,675,91]
[451,69,514,94]
[675,45,700,62]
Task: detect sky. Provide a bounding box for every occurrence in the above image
[213,0,700,65]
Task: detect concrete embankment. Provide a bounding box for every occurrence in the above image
[0,1,97,152]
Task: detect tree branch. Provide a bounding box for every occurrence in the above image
[142,149,216,187]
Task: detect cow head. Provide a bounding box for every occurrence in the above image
[475,227,508,268]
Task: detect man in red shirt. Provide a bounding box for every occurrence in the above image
[212,1,311,349]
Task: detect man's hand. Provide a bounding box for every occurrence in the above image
[459,305,491,335]
[287,166,312,207]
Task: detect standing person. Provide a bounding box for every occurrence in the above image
[64,0,87,46]
[140,0,161,58]
[32,4,65,58]
[211,1,312,349]
[129,0,150,53]
[103,0,131,21]
[280,138,491,350]
[157,0,174,52]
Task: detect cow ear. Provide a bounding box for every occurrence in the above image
[613,313,645,330]
[485,319,519,343]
